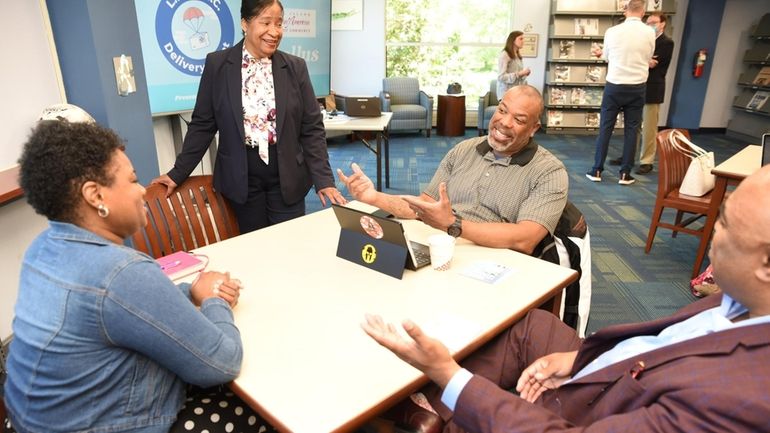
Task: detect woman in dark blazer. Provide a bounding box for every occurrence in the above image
[153,0,345,233]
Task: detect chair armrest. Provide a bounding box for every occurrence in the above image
[478,95,487,130]
[419,91,434,110]
[380,91,391,112]
[419,91,434,131]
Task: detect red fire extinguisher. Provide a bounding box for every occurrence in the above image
[693,49,707,78]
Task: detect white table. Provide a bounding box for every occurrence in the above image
[324,113,393,191]
[693,145,762,277]
[193,202,577,433]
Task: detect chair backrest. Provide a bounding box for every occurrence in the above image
[655,128,692,198]
[131,175,240,258]
[382,77,420,105]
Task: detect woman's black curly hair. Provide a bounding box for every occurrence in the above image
[18,120,125,223]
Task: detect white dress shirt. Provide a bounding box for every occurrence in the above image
[603,17,655,85]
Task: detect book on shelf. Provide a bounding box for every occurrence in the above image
[156,251,207,281]
[590,42,604,59]
[547,110,563,127]
[616,0,630,11]
[584,88,603,105]
[585,112,600,128]
[571,87,586,105]
[746,90,770,111]
[550,88,568,105]
[559,40,575,59]
[585,65,604,82]
[574,18,599,36]
[648,0,663,11]
[753,66,770,86]
[554,65,571,82]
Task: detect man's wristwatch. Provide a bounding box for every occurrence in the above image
[447,210,463,238]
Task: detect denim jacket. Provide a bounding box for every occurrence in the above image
[5,222,243,433]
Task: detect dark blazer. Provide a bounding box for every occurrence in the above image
[168,40,334,204]
[646,33,674,104]
[452,294,770,432]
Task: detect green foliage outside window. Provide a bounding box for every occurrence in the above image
[386,0,514,103]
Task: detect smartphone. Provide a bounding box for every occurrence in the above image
[763,133,770,166]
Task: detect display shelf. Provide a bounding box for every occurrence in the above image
[544,0,676,134]
[727,13,770,141]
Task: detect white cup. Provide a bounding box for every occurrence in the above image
[428,234,455,271]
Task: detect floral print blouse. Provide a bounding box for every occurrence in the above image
[242,47,277,164]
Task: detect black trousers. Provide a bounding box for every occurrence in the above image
[229,145,305,234]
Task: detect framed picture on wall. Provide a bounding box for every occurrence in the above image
[520,33,538,58]
[332,0,363,31]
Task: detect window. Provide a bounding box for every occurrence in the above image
[386,0,514,103]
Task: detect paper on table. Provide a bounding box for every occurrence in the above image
[421,313,483,353]
[459,260,516,284]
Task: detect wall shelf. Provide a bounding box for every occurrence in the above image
[543,0,676,134]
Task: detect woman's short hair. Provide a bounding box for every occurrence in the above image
[19,120,125,223]
[241,0,283,21]
[504,31,524,59]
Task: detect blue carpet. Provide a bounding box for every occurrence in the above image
[306,128,752,334]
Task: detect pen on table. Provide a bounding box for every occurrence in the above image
[161,260,181,270]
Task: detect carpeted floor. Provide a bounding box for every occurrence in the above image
[306,127,751,334]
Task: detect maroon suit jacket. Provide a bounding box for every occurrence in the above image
[453,295,770,432]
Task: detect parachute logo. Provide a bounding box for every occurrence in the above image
[183,6,210,50]
[156,0,235,76]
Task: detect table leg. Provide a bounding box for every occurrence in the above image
[384,129,390,189]
[376,132,382,192]
[693,176,727,279]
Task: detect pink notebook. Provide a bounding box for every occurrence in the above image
[156,251,206,281]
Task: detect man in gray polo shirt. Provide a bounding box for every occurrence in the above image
[337,85,568,256]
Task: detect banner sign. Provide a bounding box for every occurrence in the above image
[135,0,331,115]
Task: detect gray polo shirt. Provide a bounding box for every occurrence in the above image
[423,136,568,234]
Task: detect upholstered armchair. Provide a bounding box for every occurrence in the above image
[477,80,498,136]
[380,77,433,137]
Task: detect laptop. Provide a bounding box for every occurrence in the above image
[344,96,382,117]
[332,204,430,275]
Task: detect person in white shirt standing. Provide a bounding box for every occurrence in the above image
[586,0,654,185]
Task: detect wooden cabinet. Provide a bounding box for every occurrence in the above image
[437,94,466,136]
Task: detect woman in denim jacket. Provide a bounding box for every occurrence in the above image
[4,117,272,432]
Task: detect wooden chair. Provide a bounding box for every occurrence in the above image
[131,175,239,258]
[645,129,714,278]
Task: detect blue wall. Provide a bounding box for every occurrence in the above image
[46,0,158,184]
[667,0,727,129]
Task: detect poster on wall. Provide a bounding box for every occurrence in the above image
[135,0,331,116]
[520,34,538,58]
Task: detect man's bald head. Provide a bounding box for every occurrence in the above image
[503,85,544,119]
[710,164,770,316]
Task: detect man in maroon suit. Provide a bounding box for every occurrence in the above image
[363,164,770,433]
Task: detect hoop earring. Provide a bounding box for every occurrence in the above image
[97,203,110,218]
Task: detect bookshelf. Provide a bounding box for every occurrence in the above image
[544,0,676,134]
[727,13,770,142]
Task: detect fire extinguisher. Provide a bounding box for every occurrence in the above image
[693,49,707,78]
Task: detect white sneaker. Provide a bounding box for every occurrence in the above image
[585,170,602,182]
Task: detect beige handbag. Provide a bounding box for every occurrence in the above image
[669,130,715,197]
